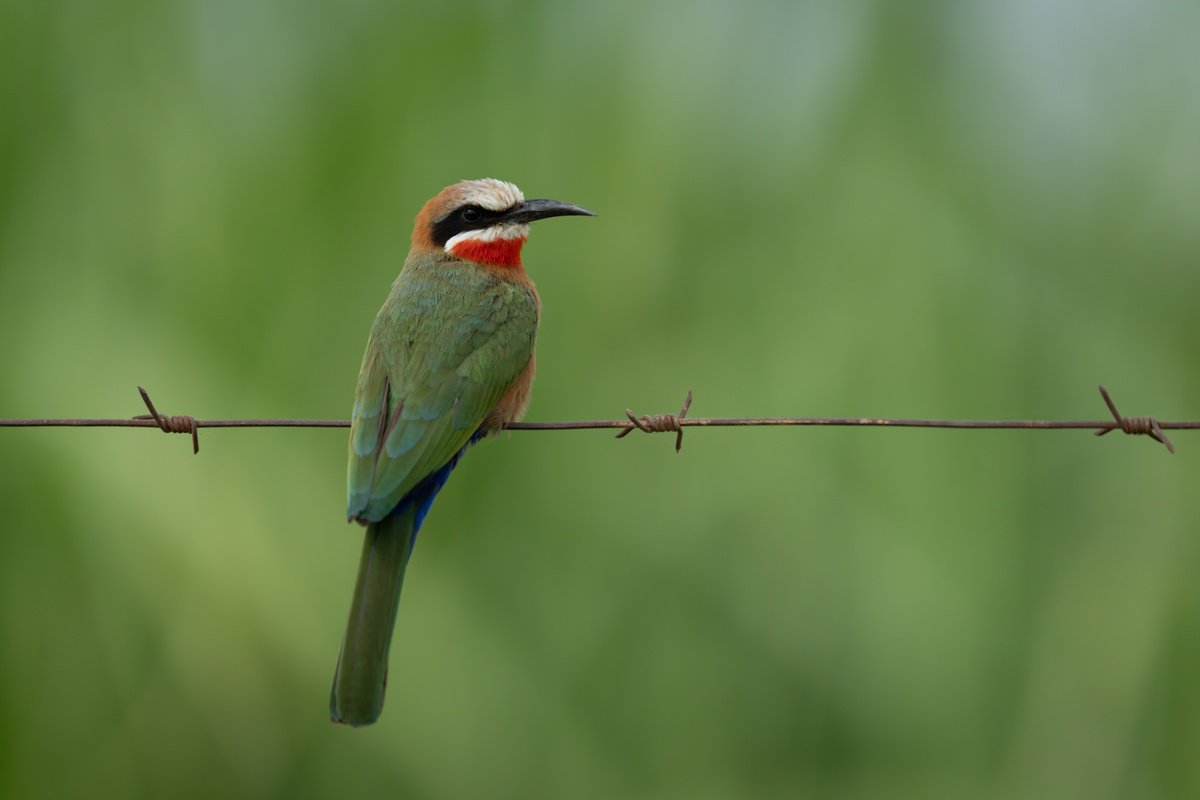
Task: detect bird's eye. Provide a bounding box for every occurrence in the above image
[460,207,482,223]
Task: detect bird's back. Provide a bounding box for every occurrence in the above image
[347,250,540,523]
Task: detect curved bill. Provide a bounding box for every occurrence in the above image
[502,198,596,224]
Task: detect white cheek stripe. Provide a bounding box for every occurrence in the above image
[445,223,530,253]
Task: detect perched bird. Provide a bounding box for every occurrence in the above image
[331,178,594,726]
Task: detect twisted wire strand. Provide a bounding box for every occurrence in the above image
[0,385,1193,455]
[133,386,200,453]
[616,390,692,452]
[1094,384,1174,453]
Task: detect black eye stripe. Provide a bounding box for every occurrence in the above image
[430,204,507,246]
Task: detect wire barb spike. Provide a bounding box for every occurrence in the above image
[133,386,201,454]
[3,384,1196,452]
[1093,384,1175,453]
[615,390,693,452]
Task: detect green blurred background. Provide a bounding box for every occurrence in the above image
[2,1,1199,798]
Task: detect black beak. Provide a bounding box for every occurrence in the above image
[502,198,596,225]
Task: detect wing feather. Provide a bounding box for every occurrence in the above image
[346,256,537,523]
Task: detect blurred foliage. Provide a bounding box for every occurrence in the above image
[2,0,1199,798]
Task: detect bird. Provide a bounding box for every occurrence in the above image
[331,178,594,726]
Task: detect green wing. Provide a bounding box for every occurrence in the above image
[347,258,537,522]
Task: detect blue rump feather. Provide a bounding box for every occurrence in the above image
[389,427,488,550]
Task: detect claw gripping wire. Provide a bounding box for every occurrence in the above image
[133,386,200,454]
[616,390,693,452]
[1094,385,1174,453]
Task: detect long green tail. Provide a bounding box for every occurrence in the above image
[330,506,417,726]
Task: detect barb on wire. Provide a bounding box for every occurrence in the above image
[0,384,1196,455]
[134,386,200,454]
[616,390,693,452]
[1093,384,1174,453]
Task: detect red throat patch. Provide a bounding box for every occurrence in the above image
[450,237,526,267]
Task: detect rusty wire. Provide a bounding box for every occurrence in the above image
[615,390,693,452]
[0,385,1196,455]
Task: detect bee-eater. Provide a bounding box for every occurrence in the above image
[331,178,594,726]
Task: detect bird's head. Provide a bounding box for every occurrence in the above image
[412,178,594,268]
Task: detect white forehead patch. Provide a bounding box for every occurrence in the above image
[456,178,524,212]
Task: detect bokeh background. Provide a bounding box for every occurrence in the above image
[2,1,1199,798]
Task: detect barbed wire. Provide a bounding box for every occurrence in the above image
[0,385,1195,456]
